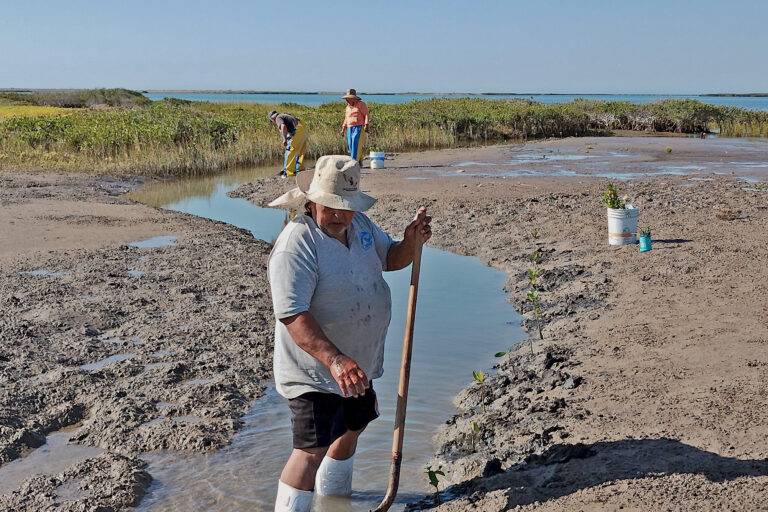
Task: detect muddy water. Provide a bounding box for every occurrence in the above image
[129,167,524,511]
[0,429,103,495]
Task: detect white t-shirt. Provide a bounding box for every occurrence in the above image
[268,213,394,399]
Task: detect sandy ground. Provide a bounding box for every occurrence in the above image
[1,135,767,511]
[232,137,768,511]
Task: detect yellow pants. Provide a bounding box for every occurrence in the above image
[347,124,366,164]
[284,122,308,177]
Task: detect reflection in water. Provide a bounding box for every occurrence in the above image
[129,165,525,511]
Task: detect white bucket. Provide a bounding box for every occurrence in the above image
[370,151,385,169]
[606,205,639,245]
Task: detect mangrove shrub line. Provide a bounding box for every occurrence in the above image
[0,97,765,176]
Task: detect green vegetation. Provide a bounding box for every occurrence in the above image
[638,226,652,236]
[526,251,544,350]
[469,420,480,452]
[1,94,766,176]
[601,183,626,209]
[0,88,150,108]
[472,370,486,412]
[425,466,445,505]
[0,105,80,120]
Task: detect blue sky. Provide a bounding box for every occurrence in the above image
[1,0,766,93]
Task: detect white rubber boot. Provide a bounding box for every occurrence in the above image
[315,455,354,496]
[275,480,313,512]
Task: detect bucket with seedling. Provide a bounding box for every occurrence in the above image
[601,183,639,245]
[638,226,652,252]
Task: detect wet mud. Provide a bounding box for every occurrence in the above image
[1,172,275,510]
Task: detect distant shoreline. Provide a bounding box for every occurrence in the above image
[701,93,768,97]
[3,88,767,97]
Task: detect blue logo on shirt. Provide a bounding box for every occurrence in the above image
[360,231,373,250]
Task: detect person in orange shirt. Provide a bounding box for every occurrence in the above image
[339,89,369,164]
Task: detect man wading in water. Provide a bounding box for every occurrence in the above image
[267,155,431,511]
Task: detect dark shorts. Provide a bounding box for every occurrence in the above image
[288,385,379,449]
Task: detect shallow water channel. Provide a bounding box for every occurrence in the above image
[128,167,525,511]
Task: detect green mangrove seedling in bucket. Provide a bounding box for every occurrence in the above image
[601,183,639,245]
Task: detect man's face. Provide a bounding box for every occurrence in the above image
[310,203,355,238]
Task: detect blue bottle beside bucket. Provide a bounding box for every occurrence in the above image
[639,234,652,252]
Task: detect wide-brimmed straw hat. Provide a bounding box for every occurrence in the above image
[269,155,376,212]
[341,88,361,100]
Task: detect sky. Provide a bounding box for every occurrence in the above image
[1,0,766,94]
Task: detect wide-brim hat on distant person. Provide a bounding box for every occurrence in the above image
[268,110,278,120]
[341,89,361,100]
[269,155,376,212]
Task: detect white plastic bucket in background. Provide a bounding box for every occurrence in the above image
[370,151,386,169]
[606,205,639,245]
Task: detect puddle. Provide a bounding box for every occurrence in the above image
[79,353,135,371]
[151,350,171,357]
[129,165,525,510]
[54,477,89,502]
[19,269,71,277]
[127,270,145,277]
[453,161,495,166]
[155,402,177,410]
[508,153,594,163]
[130,236,178,248]
[0,431,103,495]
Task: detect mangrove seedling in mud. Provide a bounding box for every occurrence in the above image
[530,227,540,239]
[473,370,486,412]
[494,348,511,358]
[470,420,480,452]
[526,251,544,353]
[426,466,446,505]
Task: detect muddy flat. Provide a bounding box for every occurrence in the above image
[2,135,768,511]
[1,172,275,510]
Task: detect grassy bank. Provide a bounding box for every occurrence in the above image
[1,95,766,176]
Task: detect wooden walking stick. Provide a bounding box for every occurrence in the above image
[372,210,427,512]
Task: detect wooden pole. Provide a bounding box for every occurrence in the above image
[371,211,426,512]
